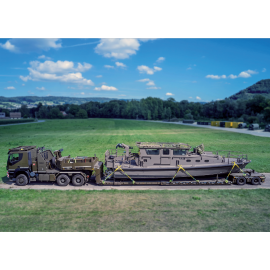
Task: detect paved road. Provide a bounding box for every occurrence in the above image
[147,120,270,138]
[1,173,269,191]
[0,120,45,127]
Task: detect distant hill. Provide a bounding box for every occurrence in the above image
[0,96,137,109]
[229,79,270,100]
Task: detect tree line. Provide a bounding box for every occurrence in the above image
[1,95,270,124]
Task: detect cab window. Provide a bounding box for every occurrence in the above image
[173,149,187,155]
[9,153,23,165]
[146,149,159,155]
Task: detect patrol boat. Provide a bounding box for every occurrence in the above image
[104,142,251,180]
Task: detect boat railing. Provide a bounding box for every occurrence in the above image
[107,149,126,157]
[216,150,248,162]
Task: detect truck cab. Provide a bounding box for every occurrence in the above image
[7,145,103,186]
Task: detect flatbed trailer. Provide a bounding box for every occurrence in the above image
[229,169,265,185]
[95,169,265,186]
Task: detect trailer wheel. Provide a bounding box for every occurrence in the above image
[56,174,70,186]
[236,177,246,185]
[72,174,85,186]
[251,176,261,185]
[16,174,28,186]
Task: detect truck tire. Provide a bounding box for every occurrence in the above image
[236,177,246,185]
[72,174,85,186]
[16,174,28,186]
[251,176,261,185]
[56,174,70,186]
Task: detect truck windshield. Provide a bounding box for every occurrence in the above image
[8,153,23,165]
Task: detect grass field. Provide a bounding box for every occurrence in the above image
[0,119,269,231]
[0,189,270,232]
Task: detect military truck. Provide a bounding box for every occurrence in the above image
[7,146,103,186]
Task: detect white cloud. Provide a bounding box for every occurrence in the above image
[246,69,258,74]
[19,60,94,86]
[94,85,118,91]
[196,96,201,100]
[156,57,165,63]
[147,87,161,89]
[77,63,92,72]
[29,60,92,74]
[36,87,45,90]
[206,74,226,79]
[104,65,114,69]
[118,94,126,97]
[96,75,102,78]
[187,67,192,70]
[238,70,257,78]
[207,69,258,80]
[28,91,34,95]
[81,92,85,95]
[22,84,25,86]
[38,55,51,60]
[137,78,161,89]
[192,81,197,83]
[146,81,155,86]
[166,92,174,96]
[0,38,61,53]
[5,86,15,89]
[115,62,126,68]
[262,68,266,72]
[238,71,251,78]
[189,97,193,99]
[95,38,156,59]
[0,41,16,52]
[228,74,237,79]
[137,78,150,82]
[137,65,162,75]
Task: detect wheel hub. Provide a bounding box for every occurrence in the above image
[18,178,24,184]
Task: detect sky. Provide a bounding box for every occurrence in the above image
[0,38,269,102]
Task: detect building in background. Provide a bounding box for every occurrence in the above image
[0,112,5,118]
[10,112,21,119]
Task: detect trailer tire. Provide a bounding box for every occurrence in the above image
[56,174,70,186]
[236,177,246,185]
[251,176,261,185]
[72,174,85,186]
[16,174,28,186]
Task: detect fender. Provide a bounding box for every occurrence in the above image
[14,167,30,181]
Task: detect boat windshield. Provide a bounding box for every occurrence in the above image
[173,149,187,155]
[146,149,159,155]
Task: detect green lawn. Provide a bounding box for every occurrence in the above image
[0,189,269,232]
[0,118,269,180]
[0,119,269,232]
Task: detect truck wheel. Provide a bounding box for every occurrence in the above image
[236,177,246,185]
[16,174,28,186]
[56,174,70,186]
[72,174,85,186]
[251,176,261,185]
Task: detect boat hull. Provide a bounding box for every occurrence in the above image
[112,162,250,180]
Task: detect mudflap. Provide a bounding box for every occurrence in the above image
[94,161,104,184]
